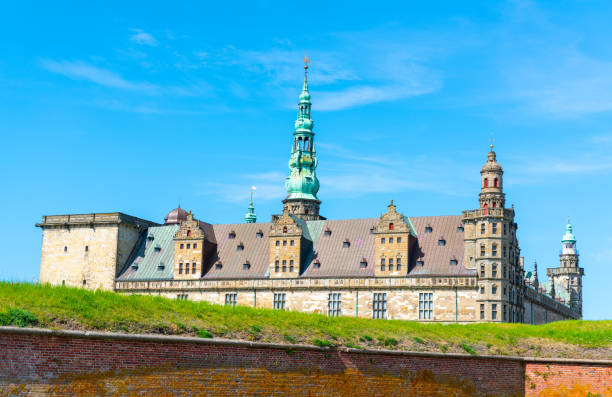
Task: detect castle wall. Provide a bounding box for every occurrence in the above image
[523,287,578,324]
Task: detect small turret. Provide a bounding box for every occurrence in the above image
[479,144,505,211]
[245,188,257,223]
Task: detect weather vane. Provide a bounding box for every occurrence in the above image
[304,53,310,70]
[490,136,495,151]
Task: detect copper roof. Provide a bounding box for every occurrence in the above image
[118,215,475,280]
[164,206,188,225]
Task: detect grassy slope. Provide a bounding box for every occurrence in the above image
[0,282,610,359]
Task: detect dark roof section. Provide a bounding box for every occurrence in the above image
[164,206,188,225]
[408,215,475,276]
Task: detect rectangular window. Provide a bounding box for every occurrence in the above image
[418,292,433,320]
[480,304,485,319]
[328,293,341,317]
[283,240,287,246]
[381,237,386,244]
[275,240,280,246]
[492,284,497,294]
[185,266,189,274]
[273,293,286,310]
[275,260,279,272]
[503,224,507,235]
[193,243,197,249]
[192,263,196,274]
[492,223,497,234]
[180,244,184,249]
[179,263,183,274]
[388,258,393,270]
[492,264,498,278]
[289,259,294,272]
[397,237,402,243]
[187,243,191,249]
[503,246,507,258]
[290,240,295,246]
[381,258,385,271]
[503,265,507,279]
[282,260,287,272]
[480,245,486,257]
[389,237,394,244]
[225,293,237,307]
[481,223,485,235]
[503,304,507,321]
[480,286,485,294]
[492,244,498,257]
[480,264,485,278]
[492,304,498,320]
[373,293,387,319]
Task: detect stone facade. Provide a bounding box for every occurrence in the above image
[373,201,412,278]
[173,212,205,279]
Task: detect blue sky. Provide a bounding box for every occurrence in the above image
[1,1,611,319]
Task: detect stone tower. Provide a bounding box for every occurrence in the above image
[546,220,584,317]
[282,57,324,221]
[462,146,524,322]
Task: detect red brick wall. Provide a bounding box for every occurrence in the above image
[0,328,609,396]
[525,362,612,396]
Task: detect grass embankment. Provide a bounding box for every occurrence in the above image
[0,282,610,359]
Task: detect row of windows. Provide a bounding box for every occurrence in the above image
[480,222,510,236]
[179,243,197,249]
[274,260,295,273]
[62,245,89,253]
[228,231,264,239]
[380,257,402,272]
[275,240,295,247]
[178,263,197,274]
[425,226,464,233]
[380,237,402,244]
[480,303,523,322]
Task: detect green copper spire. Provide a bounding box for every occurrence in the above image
[562,217,576,244]
[244,188,257,223]
[285,56,320,200]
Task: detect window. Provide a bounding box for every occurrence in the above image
[289,259,294,272]
[343,241,350,248]
[494,177,498,187]
[380,258,385,271]
[324,229,332,236]
[492,264,498,278]
[492,223,497,234]
[192,263,196,274]
[484,177,488,187]
[283,240,287,246]
[215,262,222,269]
[503,286,507,296]
[503,246,507,258]
[503,304,507,321]
[154,244,162,252]
[328,293,341,317]
[360,260,368,268]
[450,259,458,266]
[425,226,432,233]
[389,223,394,230]
[492,244,497,256]
[179,263,183,274]
[177,294,188,301]
[419,292,433,320]
[480,264,485,277]
[503,224,507,235]
[64,246,68,252]
[187,230,191,237]
[82,279,87,286]
[492,304,498,320]
[275,260,279,272]
[157,262,165,271]
[492,284,497,294]
[457,226,464,232]
[282,260,287,272]
[185,265,189,274]
[369,227,375,234]
[373,293,387,319]
[282,226,288,234]
[313,261,321,269]
[85,245,89,252]
[225,293,237,306]
[396,257,402,270]
[381,237,386,244]
[229,231,236,239]
[180,243,184,249]
[503,265,507,279]
[193,243,197,249]
[389,237,394,244]
[256,231,263,239]
[276,240,280,246]
[493,202,497,209]
[237,244,244,251]
[438,239,446,246]
[417,260,424,267]
[186,243,191,249]
[243,262,250,270]
[480,286,485,294]
[290,240,295,246]
[480,304,485,319]
[481,223,486,235]
[397,237,402,243]
[388,258,394,270]
[273,293,286,310]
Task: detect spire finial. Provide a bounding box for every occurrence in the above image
[245,186,257,223]
[490,136,494,152]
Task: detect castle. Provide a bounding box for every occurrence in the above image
[37,61,584,323]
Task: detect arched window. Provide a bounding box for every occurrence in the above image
[492,202,497,208]
[304,137,309,150]
[494,178,499,187]
[297,137,303,150]
[484,178,488,187]
[389,223,394,230]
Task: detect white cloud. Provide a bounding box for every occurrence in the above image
[130,29,158,46]
[40,59,157,92]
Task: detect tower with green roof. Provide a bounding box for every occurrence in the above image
[546,219,584,317]
[244,189,257,223]
[282,57,325,221]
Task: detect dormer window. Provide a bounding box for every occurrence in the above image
[389,223,394,230]
[360,259,368,268]
[243,262,250,270]
[343,240,350,248]
[324,229,332,236]
[132,263,139,270]
[450,259,458,266]
[256,230,263,238]
[369,227,375,234]
[229,231,236,239]
[147,235,154,241]
[154,244,162,252]
[313,261,321,269]
[438,239,446,246]
[425,226,432,233]
[215,262,222,269]
[457,225,464,232]
[158,262,165,271]
[417,260,424,266]
[237,243,244,251]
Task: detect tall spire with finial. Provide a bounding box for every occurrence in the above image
[245,186,257,223]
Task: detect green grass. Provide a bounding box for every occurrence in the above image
[0,282,610,359]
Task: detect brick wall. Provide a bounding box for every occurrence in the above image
[0,327,609,396]
[525,361,612,396]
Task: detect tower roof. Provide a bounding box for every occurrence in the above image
[481,144,503,173]
[244,189,257,223]
[164,205,187,225]
[562,219,577,244]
